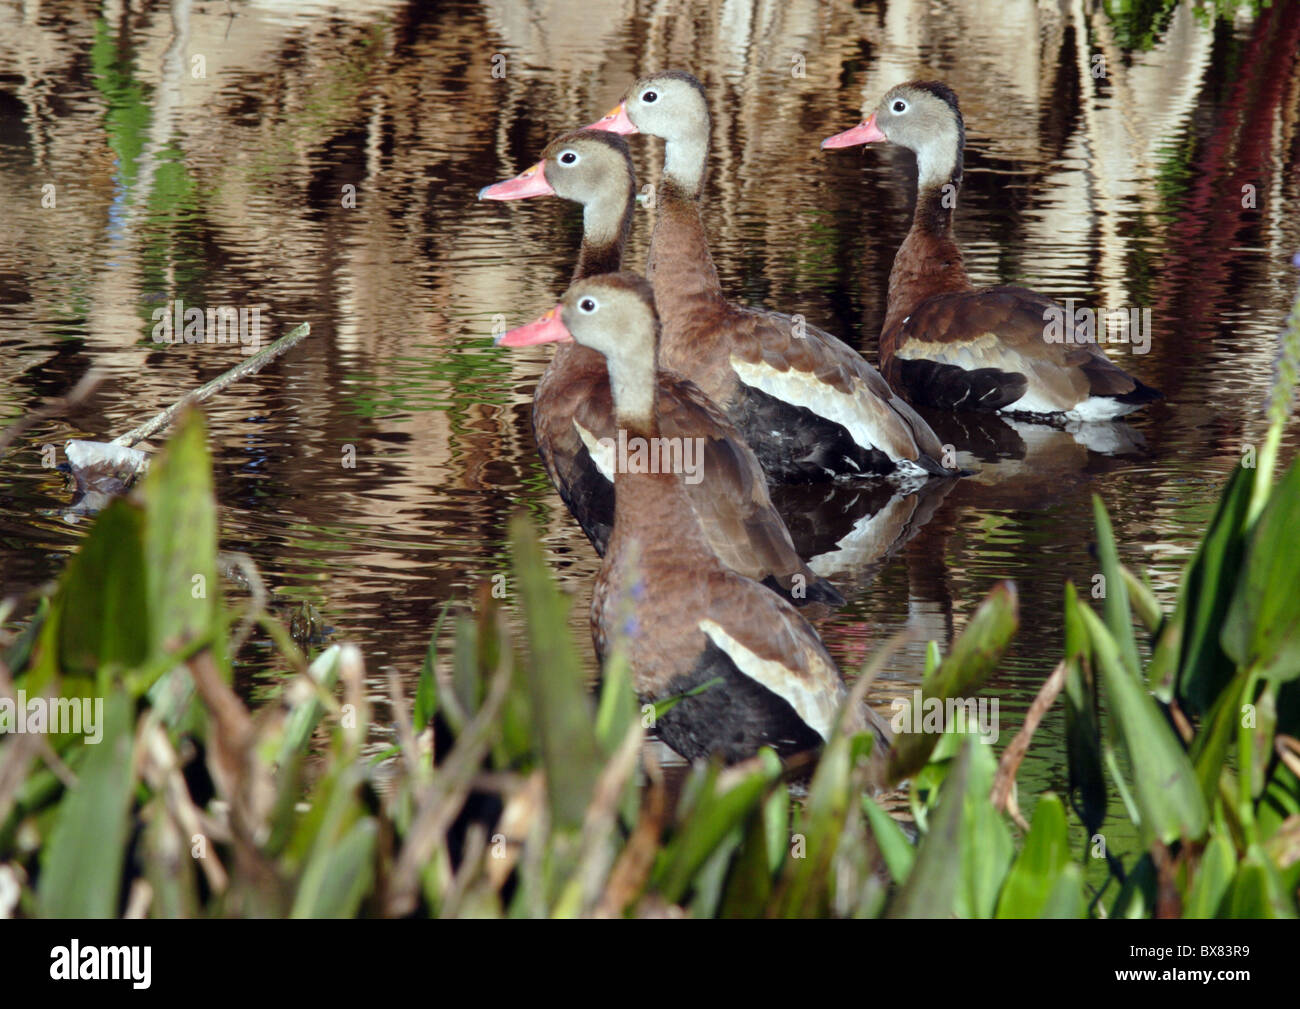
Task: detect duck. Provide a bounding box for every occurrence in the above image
[482,131,841,607]
[822,81,1162,420]
[586,71,954,485]
[496,273,892,763]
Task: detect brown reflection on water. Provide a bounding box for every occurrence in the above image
[1,0,1299,807]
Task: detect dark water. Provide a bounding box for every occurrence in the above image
[2,0,1299,838]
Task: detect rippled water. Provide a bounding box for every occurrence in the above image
[2,1,1298,836]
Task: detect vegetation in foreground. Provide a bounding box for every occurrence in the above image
[0,273,1297,917]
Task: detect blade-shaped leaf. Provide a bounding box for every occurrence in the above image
[995,793,1075,918]
[1080,604,1208,845]
[1222,459,1300,686]
[888,738,974,918]
[37,691,135,917]
[1176,464,1253,714]
[509,516,600,832]
[1093,495,1141,680]
[888,583,1018,782]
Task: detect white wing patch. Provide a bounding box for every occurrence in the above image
[573,420,615,481]
[730,356,914,463]
[1064,396,1142,422]
[898,333,1144,419]
[697,618,840,740]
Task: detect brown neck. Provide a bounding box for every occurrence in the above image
[647,181,729,375]
[881,175,972,356]
[610,460,712,561]
[573,176,634,281]
[574,237,623,281]
[557,195,633,368]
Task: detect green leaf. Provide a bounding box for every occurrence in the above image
[1093,495,1141,680]
[1079,603,1208,845]
[773,733,855,917]
[862,795,915,886]
[1176,464,1254,714]
[718,794,780,917]
[995,793,1076,918]
[1037,864,1085,918]
[277,644,345,768]
[1184,832,1235,918]
[956,737,1013,918]
[656,751,782,905]
[1222,845,1296,918]
[414,602,449,732]
[37,691,135,917]
[138,409,219,678]
[888,737,974,918]
[888,583,1018,782]
[1190,670,1247,806]
[509,516,600,832]
[54,500,151,681]
[1112,853,1156,918]
[291,818,377,918]
[1062,581,1106,835]
[1222,459,1300,686]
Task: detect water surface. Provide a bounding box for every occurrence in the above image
[2,0,1298,851]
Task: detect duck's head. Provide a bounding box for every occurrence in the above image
[496,272,657,370]
[478,129,634,209]
[586,70,710,145]
[822,81,964,188]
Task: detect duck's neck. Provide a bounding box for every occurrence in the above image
[647,138,728,374]
[573,185,633,281]
[607,347,658,435]
[881,138,972,349]
[663,126,709,198]
[558,188,633,370]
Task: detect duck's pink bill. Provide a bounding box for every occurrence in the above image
[821,113,886,149]
[497,305,572,347]
[585,102,637,135]
[478,162,555,200]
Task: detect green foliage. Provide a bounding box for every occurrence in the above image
[1,404,1297,918]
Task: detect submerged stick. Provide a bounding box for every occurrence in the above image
[991,659,1068,828]
[112,321,311,447]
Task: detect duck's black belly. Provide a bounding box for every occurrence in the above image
[652,640,824,763]
[728,382,894,483]
[543,440,615,556]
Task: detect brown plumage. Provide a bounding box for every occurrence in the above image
[589,71,954,484]
[823,80,1161,421]
[499,274,892,763]
[482,131,841,606]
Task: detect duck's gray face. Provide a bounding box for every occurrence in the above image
[587,71,709,144]
[557,279,656,368]
[495,275,656,363]
[536,133,634,207]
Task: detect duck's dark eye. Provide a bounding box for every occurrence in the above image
[579,298,597,313]
[892,99,907,113]
[642,90,658,103]
[559,150,578,165]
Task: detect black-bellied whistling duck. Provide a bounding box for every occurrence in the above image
[481,131,841,606]
[497,273,892,762]
[586,71,955,485]
[822,81,1162,420]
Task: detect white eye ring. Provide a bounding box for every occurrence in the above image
[558,149,580,165]
[891,98,908,113]
[578,297,599,314]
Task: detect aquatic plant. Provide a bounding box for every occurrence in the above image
[1,379,1297,916]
